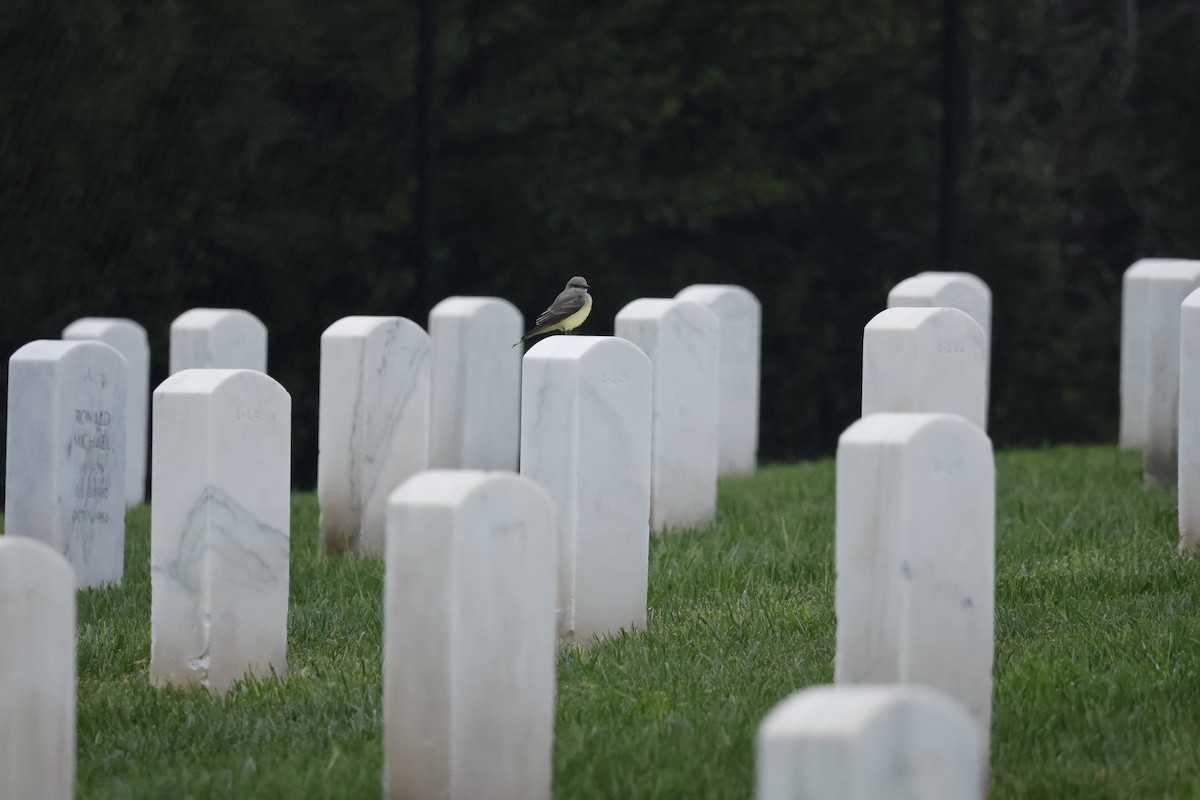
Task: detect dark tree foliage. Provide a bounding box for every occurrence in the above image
[1,0,1197,494]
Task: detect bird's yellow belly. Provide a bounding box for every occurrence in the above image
[555,294,593,332]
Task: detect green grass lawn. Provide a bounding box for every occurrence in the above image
[49,445,1200,797]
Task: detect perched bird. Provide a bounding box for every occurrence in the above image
[513,276,592,347]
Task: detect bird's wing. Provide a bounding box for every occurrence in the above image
[534,289,586,327]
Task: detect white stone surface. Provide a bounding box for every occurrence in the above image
[887,271,992,343]
[756,684,983,800]
[318,316,431,556]
[428,297,522,470]
[0,538,75,800]
[614,299,719,532]
[63,317,150,506]
[520,336,652,641]
[861,306,987,429]
[5,340,127,588]
[1178,289,1200,554]
[835,413,994,752]
[888,271,992,418]
[675,284,761,475]
[1118,260,1200,448]
[383,471,556,800]
[1131,261,1200,486]
[150,369,290,693]
[169,308,267,374]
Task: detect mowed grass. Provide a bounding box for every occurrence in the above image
[30,445,1200,797]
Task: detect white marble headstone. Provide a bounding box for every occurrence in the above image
[5,340,127,588]
[0,538,75,800]
[835,412,994,753]
[169,308,268,374]
[1117,260,1200,484]
[675,284,761,475]
[862,306,987,429]
[428,297,522,470]
[1120,259,1200,449]
[1178,288,1200,554]
[520,336,652,641]
[150,369,290,693]
[63,317,150,506]
[887,271,992,343]
[888,271,992,416]
[614,299,719,532]
[756,685,983,800]
[318,316,431,556]
[384,471,556,800]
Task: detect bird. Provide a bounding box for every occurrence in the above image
[513,276,593,347]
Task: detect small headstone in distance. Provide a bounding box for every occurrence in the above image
[675,284,762,476]
[862,306,987,429]
[428,296,523,471]
[169,307,268,374]
[1120,259,1200,450]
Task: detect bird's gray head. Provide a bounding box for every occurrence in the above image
[567,276,590,291]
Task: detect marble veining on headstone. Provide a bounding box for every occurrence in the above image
[5,339,127,587]
[150,368,290,693]
[318,316,431,556]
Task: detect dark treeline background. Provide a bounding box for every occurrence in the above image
[2,0,1198,493]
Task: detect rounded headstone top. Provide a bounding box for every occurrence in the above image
[615,297,719,328]
[429,296,522,320]
[62,317,148,343]
[757,684,978,741]
[321,315,418,339]
[171,308,266,332]
[1125,258,1200,280]
[865,305,983,334]
[389,469,553,512]
[154,367,287,398]
[524,334,649,365]
[10,338,126,367]
[0,536,74,587]
[889,271,992,300]
[839,411,991,448]
[675,284,761,314]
